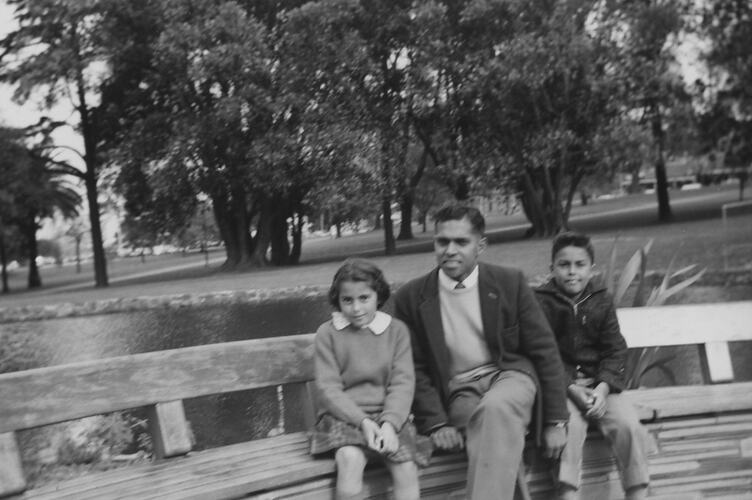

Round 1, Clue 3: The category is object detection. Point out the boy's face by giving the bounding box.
[551,245,594,298]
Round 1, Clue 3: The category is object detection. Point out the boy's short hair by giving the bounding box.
[433,204,485,236]
[551,231,595,263]
[328,258,391,310]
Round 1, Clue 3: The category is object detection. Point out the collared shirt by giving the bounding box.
[331,310,391,335]
[438,265,479,291]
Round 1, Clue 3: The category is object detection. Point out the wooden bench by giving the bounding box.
[1,301,751,499]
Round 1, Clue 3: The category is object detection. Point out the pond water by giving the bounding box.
[0,295,332,456]
[3,284,751,457]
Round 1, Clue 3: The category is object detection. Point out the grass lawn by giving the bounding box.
[2,185,751,310]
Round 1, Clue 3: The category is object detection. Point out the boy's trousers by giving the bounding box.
[557,393,651,491]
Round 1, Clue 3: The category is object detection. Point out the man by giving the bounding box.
[393,204,569,500]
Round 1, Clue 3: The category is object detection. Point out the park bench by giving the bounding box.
[0,300,751,499]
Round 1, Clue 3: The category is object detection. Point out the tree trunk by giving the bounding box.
[25,221,41,289]
[75,236,82,273]
[651,108,672,222]
[269,197,291,266]
[289,211,304,265]
[249,197,272,267]
[75,52,108,287]
[397,195,414,240]
[0,231,8,293]
[381,197,396,255]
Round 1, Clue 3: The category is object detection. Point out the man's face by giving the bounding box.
[434,217,486,282]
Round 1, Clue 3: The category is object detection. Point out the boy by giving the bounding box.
[535,232,650,500]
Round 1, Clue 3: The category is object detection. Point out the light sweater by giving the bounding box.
[314,312,415,430]
[438,267,493,377]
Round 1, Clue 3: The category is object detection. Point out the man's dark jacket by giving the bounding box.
[393,262,569,444]
[534,279,628,392]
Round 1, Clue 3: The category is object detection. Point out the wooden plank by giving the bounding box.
[0,432,26,497]
[24,433,312,499]
[617,301,752,347]
[627,382,752,420]
[148,400,193,459]
[705,341,735,383]
[0,334,316,433]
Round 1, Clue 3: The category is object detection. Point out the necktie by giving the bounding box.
[455,282,465,289]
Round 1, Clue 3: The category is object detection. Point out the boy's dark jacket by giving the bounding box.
[535,279,628,393]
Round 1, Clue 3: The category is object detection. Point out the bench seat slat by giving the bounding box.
[22,433,310,496]
[21,434,313,499]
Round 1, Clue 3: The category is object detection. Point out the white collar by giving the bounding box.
[439,265,479,292]
[331,310,392,335]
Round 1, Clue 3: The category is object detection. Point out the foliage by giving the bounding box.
[0,127,81,289]
[2,0,724,270]
[1,0,112,286]
[611,0,692,222]
[697,0,752,200]
[605,236,706,388]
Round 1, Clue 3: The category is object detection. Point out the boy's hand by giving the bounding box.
[567,384,594,413]
[361,418,383,451]
[585,383,609,420]
[379,421,399,453]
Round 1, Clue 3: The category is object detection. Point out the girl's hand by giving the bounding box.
[379,421,399,454]
[585,383,609,420]
[361,418,383,451]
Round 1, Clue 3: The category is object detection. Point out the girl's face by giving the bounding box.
[338,280,378,329]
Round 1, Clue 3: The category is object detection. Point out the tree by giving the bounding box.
[0,128,81,288]
[698,0,752,200]
[281,0,420,254]
[0,128,28,293]
[454,0,626,236]
[616,0,690,222]
[1,0,112,286]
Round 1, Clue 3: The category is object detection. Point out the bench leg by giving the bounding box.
[515,464,531,500]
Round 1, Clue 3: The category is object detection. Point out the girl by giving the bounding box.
[310,258,430,500]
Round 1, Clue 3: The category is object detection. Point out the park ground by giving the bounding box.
[1,184,751,310]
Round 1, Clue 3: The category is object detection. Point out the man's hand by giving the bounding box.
[585,382,609,420]
[541,423,567,460]
[361,418,383,451]
[430,425,464,451]
[379,421,399,453]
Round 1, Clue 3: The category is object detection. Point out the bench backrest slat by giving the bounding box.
[0,334,315,434]
[617,301,752,347]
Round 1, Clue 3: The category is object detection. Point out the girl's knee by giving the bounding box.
[335,446,367,469]
[389,461,420,500]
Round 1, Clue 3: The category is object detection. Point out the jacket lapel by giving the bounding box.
[419,270,451,384]
[478,263,502,351]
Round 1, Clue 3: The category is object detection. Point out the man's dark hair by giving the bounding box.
[433,204,485,236]
[551,231,595,263]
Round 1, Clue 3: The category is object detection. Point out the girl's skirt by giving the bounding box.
[309,413,433,467]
